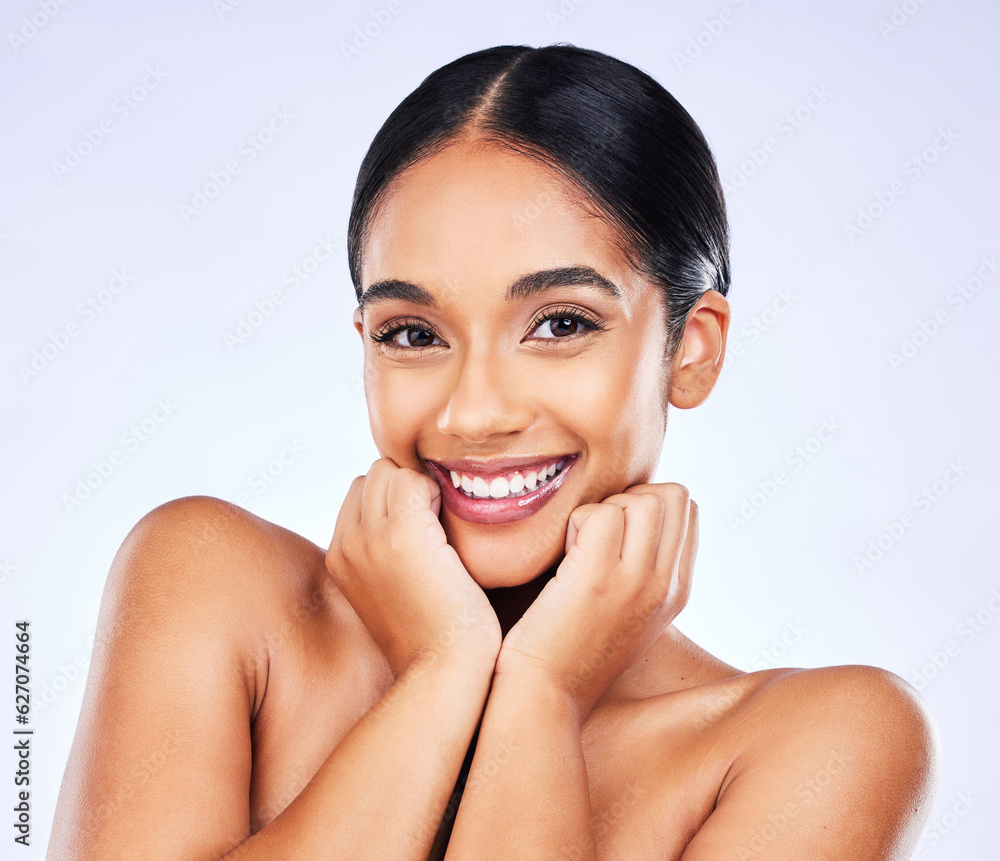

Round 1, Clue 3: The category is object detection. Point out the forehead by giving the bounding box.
[360,139,642,303]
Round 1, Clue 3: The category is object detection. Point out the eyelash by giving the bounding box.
[369,306,606,352]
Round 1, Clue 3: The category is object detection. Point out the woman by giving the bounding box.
[47,44,938,859]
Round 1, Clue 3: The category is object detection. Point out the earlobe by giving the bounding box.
[353,306,364,338]
[667,290,730,409]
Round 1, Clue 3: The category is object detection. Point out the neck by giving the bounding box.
[484,563,559,638]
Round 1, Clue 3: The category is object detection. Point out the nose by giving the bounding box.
[436,348,533,443]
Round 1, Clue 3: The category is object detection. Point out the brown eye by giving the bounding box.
[370,318,445,351]
[547,317,581,337]
[394,327,437,348]
[530,309,602,341]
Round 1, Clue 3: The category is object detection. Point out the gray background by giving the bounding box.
[2,0,997,856]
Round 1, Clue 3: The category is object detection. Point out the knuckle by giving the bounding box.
[597,501,626,522]
[660,482,691,508]
[369,457,395,477]
[633,491,665,513]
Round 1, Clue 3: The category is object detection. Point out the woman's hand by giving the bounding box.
[496,483,697,721]
[326,457,502,679]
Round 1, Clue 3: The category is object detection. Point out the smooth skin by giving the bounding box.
[46,139,938,860]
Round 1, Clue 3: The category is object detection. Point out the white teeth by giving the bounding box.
[449,458,568,500]
[489,476,510,498]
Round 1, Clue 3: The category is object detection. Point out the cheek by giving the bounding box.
[543,353,648,462]
[580,339,667,482]
[365,367,436,451]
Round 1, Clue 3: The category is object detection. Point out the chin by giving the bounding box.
[444,518,564,590]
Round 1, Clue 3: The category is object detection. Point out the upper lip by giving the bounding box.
[425,453,577,479]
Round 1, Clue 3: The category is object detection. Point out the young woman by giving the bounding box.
[47,45,938,859]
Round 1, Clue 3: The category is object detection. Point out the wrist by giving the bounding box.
[408,637,498,682]
[489,659,587,730]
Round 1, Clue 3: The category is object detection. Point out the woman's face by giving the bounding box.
[354,139,672,589]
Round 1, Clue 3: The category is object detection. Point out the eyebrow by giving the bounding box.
[357,266,623,314]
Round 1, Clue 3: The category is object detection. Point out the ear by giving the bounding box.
[353,306,364,338]
[668,289,731,409]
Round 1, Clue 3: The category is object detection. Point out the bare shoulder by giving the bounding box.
[112,494,345,679]
[682,664,940,858]
[47,496,339,858]
[119,493,324,583]
[734,664,940,779]
[113,495,330,612]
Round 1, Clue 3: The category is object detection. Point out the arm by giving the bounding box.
[445,670,596,860]
[446,485,696,859]
[680,665,940,860]
[46,495,495,861]
[236,647,492,860]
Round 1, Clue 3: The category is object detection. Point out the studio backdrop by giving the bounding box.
[2,0,997,857]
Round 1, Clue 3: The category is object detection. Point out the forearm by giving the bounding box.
[224,651,493,861]
[445,672,596,860]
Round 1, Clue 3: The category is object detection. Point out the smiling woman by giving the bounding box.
[47,45,938,861]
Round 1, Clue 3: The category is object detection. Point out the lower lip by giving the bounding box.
[428,457,577,525]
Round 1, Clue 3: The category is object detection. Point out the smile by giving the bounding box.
[426,455,578,525]
[449,457,567,500]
